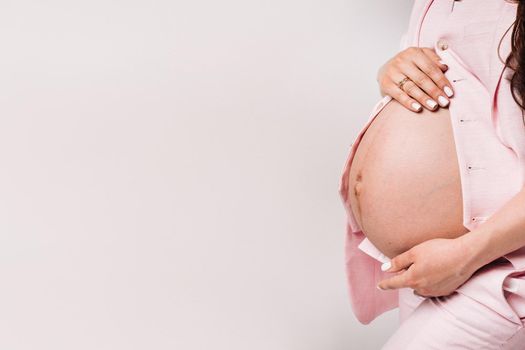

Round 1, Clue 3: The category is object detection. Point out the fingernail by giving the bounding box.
[444,86,454,97]
[437,95,449,107]
[411,102,422,111]
[377,284,384,290]
[381,261,391,271]
[426,99,438,109]
[438,60,448,68]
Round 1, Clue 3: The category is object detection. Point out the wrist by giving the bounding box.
[456,228,497,274]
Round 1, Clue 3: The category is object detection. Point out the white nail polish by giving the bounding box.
[411,102,422,111]
[444,86,454,97]
[438,95,449,107]
[426,99,438,109]
[381,261,391,271]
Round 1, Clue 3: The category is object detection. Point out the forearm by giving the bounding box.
[459,186,525,271]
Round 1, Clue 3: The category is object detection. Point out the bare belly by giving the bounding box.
[347,98,470,259]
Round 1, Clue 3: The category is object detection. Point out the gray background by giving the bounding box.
[0,0,413,348]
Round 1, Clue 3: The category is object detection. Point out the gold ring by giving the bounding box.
[397,76,411,90]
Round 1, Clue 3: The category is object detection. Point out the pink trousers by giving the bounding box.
[381,260,525,349]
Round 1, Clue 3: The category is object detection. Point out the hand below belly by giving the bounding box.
[347,99,470,258]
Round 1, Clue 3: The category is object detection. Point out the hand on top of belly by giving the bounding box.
[377,46,454,113]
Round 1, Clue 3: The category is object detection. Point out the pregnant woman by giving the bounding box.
[339,0,525,348]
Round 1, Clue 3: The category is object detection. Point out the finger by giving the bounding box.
[421,47,449,72]
[377,272,410,290]
[388,72,438,111]
[416,49,455,99]
[383,83,424,112]
[400,58,450,109]
[382,250,415,273]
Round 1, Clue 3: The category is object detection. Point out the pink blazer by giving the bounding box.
[338,0,525,325]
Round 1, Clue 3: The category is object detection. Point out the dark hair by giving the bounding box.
[503,1,525,113]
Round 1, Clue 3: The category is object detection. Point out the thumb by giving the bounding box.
[381,250,415,273]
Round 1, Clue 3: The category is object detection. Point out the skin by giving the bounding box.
[376,46,455,112]
[377,188,525,297]
[375,47,525,297]
[377,237,478,297]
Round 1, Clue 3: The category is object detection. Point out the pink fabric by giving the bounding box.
[338,0,525,327]
[383,282,525,349]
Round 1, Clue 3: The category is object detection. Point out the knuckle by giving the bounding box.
[385,77,396,88]
[394,91,407,102]
[426,86,441,97]
[399,48,414,60]
[389,86,399,96]
[382,81,393,92]
[393,55,405,66]
[427,66,441,77]
[405,82,418,94]
[394,89,405,99]
[387,76,398,87]
[396,60,409,70]
[414,75,427,86]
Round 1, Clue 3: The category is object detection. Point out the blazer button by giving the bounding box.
[437,39,449,50]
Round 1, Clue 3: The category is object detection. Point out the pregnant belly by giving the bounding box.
[347,98,470,259]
